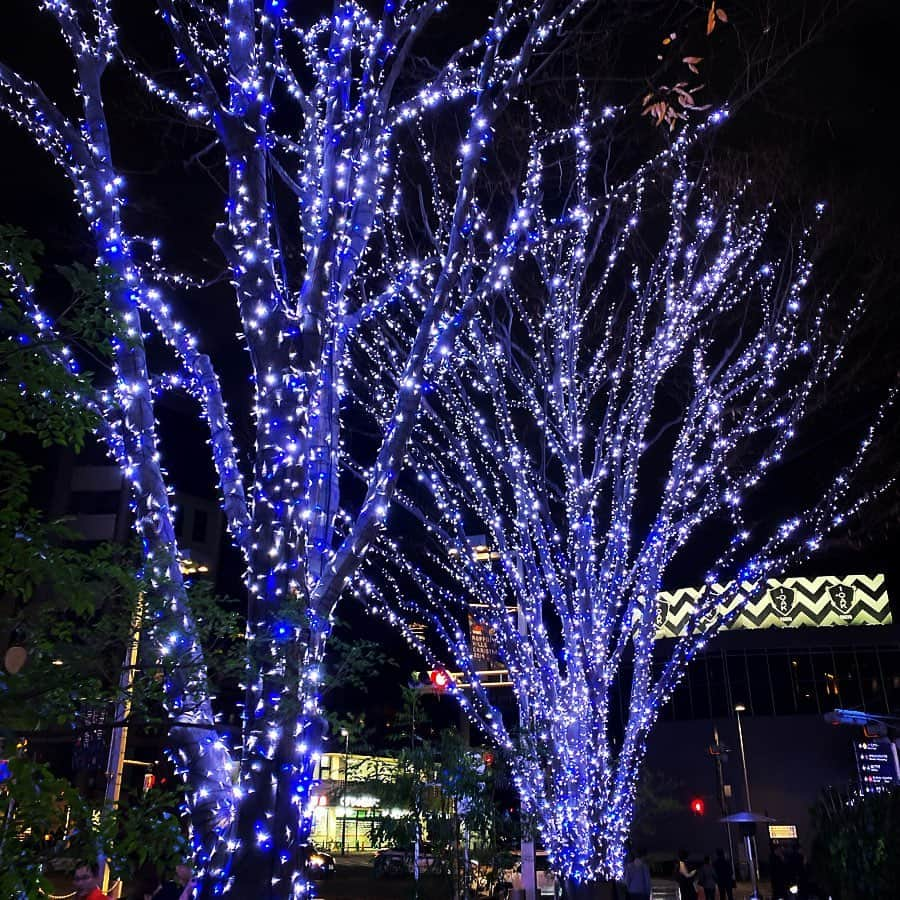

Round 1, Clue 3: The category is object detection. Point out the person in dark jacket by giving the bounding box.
[624,848,652,900]
[677,849,697,900]
[713,847,735,900]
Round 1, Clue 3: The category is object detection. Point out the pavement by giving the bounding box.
[313,851,454,899]
[313,855,777,900]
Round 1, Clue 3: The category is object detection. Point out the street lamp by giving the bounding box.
[340,728,350,856]
[733,704,753,813]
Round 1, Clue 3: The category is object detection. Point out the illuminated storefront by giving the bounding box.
[309,751,402,851]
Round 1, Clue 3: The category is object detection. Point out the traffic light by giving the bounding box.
[429,668,453,692]
[482,751,495,768]
[690,797,705,816]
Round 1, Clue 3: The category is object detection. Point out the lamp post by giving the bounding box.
[340,728,349,856]
[734,704,759,898]
[734,705,753,813]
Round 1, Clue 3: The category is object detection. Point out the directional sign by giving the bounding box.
[854,739,900,793]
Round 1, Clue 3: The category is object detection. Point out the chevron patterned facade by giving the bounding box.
[654,573,891,639]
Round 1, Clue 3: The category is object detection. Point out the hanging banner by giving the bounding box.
[654,573,890,639]
[468,615,502,670]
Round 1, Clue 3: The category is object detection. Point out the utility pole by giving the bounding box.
[709,725,737,877]
[101,595,143,893]
[340,728,349,855]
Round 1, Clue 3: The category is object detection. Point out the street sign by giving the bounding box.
[854,739,900,792]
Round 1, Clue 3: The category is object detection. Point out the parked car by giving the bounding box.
[372,842,444,877]
[299,843,336,879]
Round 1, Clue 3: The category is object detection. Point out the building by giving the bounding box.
[309,751,400,852]
[640,573,898,874]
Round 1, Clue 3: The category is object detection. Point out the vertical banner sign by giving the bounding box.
[468,615,501,670]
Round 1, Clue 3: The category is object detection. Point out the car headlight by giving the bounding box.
[309,854,325,866]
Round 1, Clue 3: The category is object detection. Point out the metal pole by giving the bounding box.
[713,725,737,876]
[734,706,759,896]
[744,833,759,900]
[734,706,753,812]
[340,729,349,856]
[101,594,143,892]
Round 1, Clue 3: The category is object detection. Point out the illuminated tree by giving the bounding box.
[0,1,603,895]
[356,114,888,893]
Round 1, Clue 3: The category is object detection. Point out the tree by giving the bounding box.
[811,787,900,900]
[1,2,609,895]
[354,116,892,895]
[0,231,194,899]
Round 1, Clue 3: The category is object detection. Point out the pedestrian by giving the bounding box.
[677,849,697,900]
[624,848,652,900]
[697,855,717,900]
[771,844,788,900]
[73,860,108,900]
[713,848,735,900]
[173,862,197,900]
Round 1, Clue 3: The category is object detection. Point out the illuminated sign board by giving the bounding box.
[768,825,798,840]
[654,574,890,640]
[855,739,899,793]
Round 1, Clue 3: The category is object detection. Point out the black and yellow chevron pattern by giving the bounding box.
[654,573,890,639]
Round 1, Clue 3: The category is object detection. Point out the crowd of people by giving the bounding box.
[675,848,736,900]
[623,847,736,900]
[72,859,196,900]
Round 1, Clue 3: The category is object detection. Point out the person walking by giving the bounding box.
[713,848,736,900]
[677,849,697,900]
[697,855,718,900]
[624,848,652,900]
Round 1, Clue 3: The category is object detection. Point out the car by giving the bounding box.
[372,842,444,877]
[299,844,336,879]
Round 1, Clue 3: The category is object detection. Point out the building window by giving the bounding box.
[792,653,819,714]
[746,654,774,716]
[769,653,798,716]
[706,652,730,719]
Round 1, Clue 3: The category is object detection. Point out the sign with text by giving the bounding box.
[654,574,890,639]
[855,739,899,793]
[468,615,501,669]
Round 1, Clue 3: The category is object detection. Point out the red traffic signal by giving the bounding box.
[429,668,453,692]
[690,797,705,816]
[482,751,495,767]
